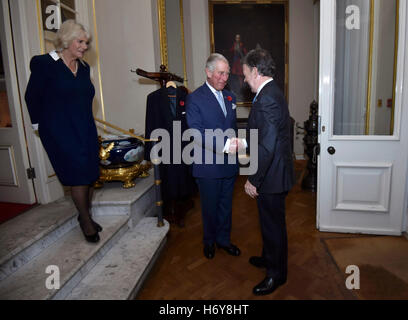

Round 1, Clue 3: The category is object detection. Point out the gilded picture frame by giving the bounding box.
[157,0,188,87]
[209,0,289,107]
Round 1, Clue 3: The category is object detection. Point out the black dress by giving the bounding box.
[25,51,99,186]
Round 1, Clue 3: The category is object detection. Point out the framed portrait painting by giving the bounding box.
[209,0,289,107]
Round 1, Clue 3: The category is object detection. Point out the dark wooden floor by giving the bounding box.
[135,161,397,300]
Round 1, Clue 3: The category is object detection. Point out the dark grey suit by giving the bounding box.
[247,80,295,281]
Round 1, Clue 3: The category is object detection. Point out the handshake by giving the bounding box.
[227,137,247,154]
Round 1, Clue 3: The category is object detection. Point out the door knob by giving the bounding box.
[328,146,336,155]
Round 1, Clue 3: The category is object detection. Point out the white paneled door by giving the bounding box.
[317,0,408,235]
[0,0,36,204]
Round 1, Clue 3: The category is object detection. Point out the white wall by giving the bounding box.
[166,0,184,78]
[288,0,316,156]
[183,0,211,91]
[93,0,160,136]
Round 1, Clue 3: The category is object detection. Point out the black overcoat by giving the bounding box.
[144,86,195,201]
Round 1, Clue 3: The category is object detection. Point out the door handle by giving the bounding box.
[328,146,336,155]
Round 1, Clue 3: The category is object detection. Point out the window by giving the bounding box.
[333,0,399,136]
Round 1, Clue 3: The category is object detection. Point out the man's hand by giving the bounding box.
[245,180,258,199]
[228,138,247,154]
[228,138,238,153]
[32,124,39,137]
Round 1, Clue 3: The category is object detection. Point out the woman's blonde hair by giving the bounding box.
[53,19,91,51]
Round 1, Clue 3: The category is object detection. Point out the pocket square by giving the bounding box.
[232,104,237,110]
[182,112,186,115]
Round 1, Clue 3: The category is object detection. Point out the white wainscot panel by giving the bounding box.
[0,146,18,186]
[333,162,392,213]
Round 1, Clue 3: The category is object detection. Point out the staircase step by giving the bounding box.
[0,197,77,281]
[0,215,129,300]
[66,217,169,300]
[91,169,156,227]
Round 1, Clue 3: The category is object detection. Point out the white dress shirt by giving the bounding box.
[205,81,233,153]
[253,78,273,103]
[206,81,225,108]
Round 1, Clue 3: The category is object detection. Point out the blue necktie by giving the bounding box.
[216,91,227,117]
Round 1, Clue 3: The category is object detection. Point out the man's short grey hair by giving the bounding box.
[206,53,229,72]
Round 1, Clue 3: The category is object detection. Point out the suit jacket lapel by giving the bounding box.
[202,83,227,119]
[254,80,274,105]
[159,87,175,123]
[175,87,187,119]
[249,80,275,127]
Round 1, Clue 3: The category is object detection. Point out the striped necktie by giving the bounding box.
[216,91,227,117]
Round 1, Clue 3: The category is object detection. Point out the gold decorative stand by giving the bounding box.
[95,162,152,189]
[94,117,164,227]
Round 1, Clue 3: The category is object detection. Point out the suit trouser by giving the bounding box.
[256,192,288,281]
[196,176,237,246]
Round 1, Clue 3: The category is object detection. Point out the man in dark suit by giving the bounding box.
[186,53,241,259]
[240,49,295,295]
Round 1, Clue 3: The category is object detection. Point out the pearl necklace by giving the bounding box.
[60,52,78,76]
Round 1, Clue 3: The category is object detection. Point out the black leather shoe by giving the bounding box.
[216,243,241,256]
[249,256,266,268]
[253,277,285,296]
[204,244,215,259]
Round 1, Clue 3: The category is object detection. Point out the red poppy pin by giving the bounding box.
[180,101,185,106]
[227,96,233,102]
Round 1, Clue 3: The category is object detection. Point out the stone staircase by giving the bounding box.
[0,169,169,300]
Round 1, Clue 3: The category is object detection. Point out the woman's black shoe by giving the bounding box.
[77,215,103,232]
[92,220,103,232]
[77,215,101,243]
[82,231,100,243]
[79,223,100,243]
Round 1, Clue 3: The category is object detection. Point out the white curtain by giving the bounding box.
[334,0,371,135]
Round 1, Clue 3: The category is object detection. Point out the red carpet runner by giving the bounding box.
[0,202,36,225]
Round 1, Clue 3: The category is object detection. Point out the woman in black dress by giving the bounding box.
[25,20,101,243]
